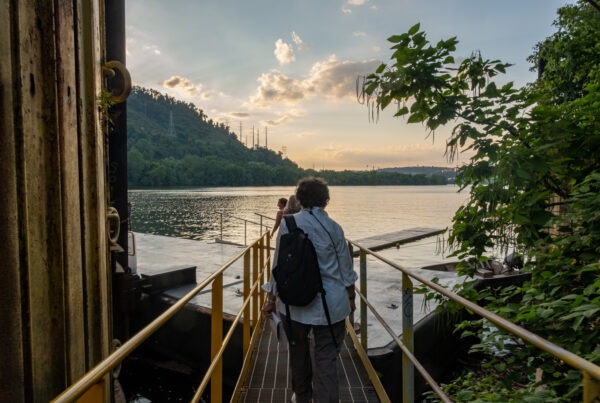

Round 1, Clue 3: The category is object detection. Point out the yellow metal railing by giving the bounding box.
[347,239,600,403]
[52,232,271,403]
[54,229,600,402]
[217,212,272,245]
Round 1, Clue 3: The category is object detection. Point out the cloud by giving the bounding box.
[306,55,380,99]
[248,71,306,107]
[248,56,380,107]
[291,32,305,50]
[347,0,368,5]
[229,112,251,118]
[162,75,210,97]
[142,44,161,55]
[353,31,367,37]
[341,6,352,14]
[163,75,193,88]
[274,39,295,65]
[263,115,292,126]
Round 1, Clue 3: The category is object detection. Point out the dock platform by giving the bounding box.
[351,227,445,256]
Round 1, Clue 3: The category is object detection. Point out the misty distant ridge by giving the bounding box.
[378,166,457,180]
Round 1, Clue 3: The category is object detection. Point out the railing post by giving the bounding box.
[243,250,251,355]
[584,371,600,403]
[252,243,259,325]
[259,236,265,303]
[245,221,247,245]
[266,234,271,283]
[220,212,223,241]
[402,272,414,403]
[360,248,368,351]
[211,273,224,403]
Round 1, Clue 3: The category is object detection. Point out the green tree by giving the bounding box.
[361,2,600,400]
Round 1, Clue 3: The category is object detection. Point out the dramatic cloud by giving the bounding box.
[249,56,379,107]
[249,71,306,107]
[274,39,295,65]
[306,56,380,99]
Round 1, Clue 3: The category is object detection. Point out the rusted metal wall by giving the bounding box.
[0,1,111,401]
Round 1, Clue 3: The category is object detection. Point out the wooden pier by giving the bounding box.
[351,227,445,256]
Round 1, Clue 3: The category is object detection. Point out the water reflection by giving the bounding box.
[128,185,468,248]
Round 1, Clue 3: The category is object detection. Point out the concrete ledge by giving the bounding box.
[141,265,197,295]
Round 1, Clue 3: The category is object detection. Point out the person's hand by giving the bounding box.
[262,298,276,318]
[349,297,356,313]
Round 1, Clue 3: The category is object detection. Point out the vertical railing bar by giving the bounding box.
[211,273,224,403]
[243,250,251,355]
[220,212,223,241]
[360,248,368,351]
[402,272,414,403]
[347,243,355,327]
[584,370,600,403]
[259,236,265,304]
[245,221,247,245]
[266,234,271,284]
[252,243,259,325]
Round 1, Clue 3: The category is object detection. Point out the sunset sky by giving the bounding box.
[125,0,573,171]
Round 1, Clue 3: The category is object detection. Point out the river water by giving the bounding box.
[129,184,467,251]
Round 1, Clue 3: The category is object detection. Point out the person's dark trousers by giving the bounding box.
[281,315,346,403]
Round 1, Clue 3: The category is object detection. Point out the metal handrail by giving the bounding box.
[52,232,272,403]
[254,212,275,221]
[53,230,600,402]
[354,288,451,403]
[217,212,271,245]
[347,238,600,402]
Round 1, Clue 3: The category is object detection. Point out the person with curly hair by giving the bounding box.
[263,177,357,403]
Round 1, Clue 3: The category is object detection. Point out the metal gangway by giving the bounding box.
[52,230,600,402]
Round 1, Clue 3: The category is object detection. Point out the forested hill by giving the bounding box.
[127,86,301,187]
[126,86,449,187]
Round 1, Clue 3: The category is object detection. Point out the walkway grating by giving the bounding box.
[236,320,381,403]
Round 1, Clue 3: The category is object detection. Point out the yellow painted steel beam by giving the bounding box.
[346,319,391,403]
[243,250,251,355]
[211,274,224,403]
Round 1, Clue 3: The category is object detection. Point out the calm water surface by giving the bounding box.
[129,185,468,268]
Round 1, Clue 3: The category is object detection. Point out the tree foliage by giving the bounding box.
[361,2,600,400]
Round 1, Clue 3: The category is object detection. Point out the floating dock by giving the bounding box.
[351,227,445,256]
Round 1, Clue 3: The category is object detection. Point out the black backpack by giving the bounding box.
[272,215,337,347]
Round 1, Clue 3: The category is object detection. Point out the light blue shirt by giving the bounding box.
[271,207,358,325]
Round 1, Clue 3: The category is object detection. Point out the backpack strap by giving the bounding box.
[284,303,295,346]
[283,215,297,231]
